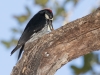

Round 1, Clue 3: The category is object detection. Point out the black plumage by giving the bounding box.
[11,9,53,60]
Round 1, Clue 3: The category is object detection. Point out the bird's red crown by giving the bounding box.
[45,8,52,13]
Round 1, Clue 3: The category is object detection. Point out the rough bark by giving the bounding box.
[11,7,100,75]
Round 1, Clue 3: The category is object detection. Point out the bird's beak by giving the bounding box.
[49,20,54,31]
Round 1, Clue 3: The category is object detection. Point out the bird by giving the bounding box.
[11,9,54,60]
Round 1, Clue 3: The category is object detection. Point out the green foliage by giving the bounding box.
[35,0,48,6]
[13,6,31,23]
[1,38,17,48]
[11,28,19,33]
[71,53,100,75]
[71,53,93,75]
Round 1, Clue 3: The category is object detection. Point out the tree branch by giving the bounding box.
[11,7,100,75]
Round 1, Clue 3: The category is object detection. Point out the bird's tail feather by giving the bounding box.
[17,44,24,60]
[11,45,21,55]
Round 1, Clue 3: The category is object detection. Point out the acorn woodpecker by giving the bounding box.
[11,9,54,60]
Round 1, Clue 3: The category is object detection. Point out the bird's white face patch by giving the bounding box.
[45,14,49,19]
[45,14,53,20]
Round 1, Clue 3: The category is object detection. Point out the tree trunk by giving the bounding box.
[11,7,100,75]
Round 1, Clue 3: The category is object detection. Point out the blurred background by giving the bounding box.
[0,0,100,75]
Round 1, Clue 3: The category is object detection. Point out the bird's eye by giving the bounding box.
[45,14,53,20]
[45,14,49,19]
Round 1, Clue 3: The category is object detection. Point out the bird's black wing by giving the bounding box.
[11,13,46,57]
[18,14,46,45]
